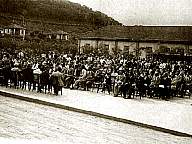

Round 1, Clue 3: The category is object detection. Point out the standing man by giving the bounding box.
[50,67,64,95]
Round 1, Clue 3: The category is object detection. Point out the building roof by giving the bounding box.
[0,25,5,29]
[55,30,68,35]
[80,25,192,43]
[43,30,68,35]
[6,24,26,29]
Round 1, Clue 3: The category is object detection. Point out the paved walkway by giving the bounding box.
[0,86,192,137]
[2,96,192,143]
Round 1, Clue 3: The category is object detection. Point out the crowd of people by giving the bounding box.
[0,50,192,100]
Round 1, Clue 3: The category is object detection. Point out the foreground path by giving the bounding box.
[0,96,191,144]
[0,86,192,137]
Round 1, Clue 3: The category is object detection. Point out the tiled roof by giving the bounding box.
[80,25,192,42]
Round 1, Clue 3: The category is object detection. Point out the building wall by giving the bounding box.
[97,40,116,54]
[79,39,97,53]
[48,34,52,39]
[79,39,117,54]
[4,28,11,34]
[118,42,159,58]
[189,45,192,51]
[79,39,192,58]
[138,43,190,58]
[159,43,187,49]
[139,42,158,52]
[0,27,26,38]
[117,41,137,55]
[56,34,61,40]
[23,29,26,36]
[0,29,4,34]
[79,39,97,48]
[79,39,154,57]
[138,42,159,58]
[19,29,26,36]
[3,28,26,36]
[188,45,192,54]
[65,35,69,40]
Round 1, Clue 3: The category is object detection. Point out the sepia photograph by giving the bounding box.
[0,0,192,143]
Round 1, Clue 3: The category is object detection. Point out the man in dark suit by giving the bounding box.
[50,67,64,95]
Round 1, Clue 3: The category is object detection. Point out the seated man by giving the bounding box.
[102,72,112,94]
[73,65,87,90]
[85,66,95,91]
[65,64,75,88]
[93,69,104,93]
[114,70,125,97]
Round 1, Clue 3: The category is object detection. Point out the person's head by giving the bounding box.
[14,62,20,68]
[81,65,86,70]
[118,69,123,75]
[57,66,62,72]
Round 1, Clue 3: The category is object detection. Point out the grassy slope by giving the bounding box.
[0,0,121,35]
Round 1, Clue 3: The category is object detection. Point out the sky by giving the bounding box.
[69,0,192,26]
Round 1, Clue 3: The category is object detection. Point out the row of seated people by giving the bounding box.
[0,64,112,95]
[113,72,191,100]
[0,64,191,99]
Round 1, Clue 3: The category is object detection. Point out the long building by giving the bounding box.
[78,25,192,59]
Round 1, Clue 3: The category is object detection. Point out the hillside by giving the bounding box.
[0,0,121,34]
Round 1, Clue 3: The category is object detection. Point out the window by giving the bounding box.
[165,48,170,53]
[159,45,170,53]
[104,44,109,49]
[5,29,8,34]
[124,46,129,51]
[176,48,184,54]
[188,48,192,54]
[56,35,60,39]
[124,46,129,53]
[20,30,23,35]
[51,34,56,39]
[65,35,69,40]
[170,47,176,54]
[85,43,90,47]
[146,47,152,53]
[140,47,145,50]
